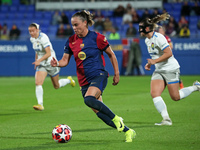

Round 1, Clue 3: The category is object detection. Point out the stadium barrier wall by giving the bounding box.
[0,38,200,76]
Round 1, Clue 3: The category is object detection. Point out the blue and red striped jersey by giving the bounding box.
[64,30,109,86]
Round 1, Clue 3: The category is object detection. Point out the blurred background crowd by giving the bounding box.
[0,0,200,40]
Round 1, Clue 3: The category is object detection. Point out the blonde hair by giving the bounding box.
[140,13,170,31]
[72,10,94,27]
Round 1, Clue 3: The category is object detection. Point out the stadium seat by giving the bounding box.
[27,5,35,13]
[163,3,172,11]
[0,5,9,13]
[10,5,18,12]
[172,3,182,11]
[43,11,52,19]
[34,11,44,19]
[18,5,27,12]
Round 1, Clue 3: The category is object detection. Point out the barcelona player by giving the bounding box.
[28,23,75,111]
[139,13,200,126]
[51,10,136,142]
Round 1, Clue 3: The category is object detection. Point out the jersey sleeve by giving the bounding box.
[157,34,169,50]
[64,39,73,55]
[96,33,109,51]
[40,34,51,48]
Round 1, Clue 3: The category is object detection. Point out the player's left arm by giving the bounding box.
[32,46,51,67]
[105,46,120,85]
[147,46,172,65]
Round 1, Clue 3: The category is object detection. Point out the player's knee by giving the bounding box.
[53,85,60,89]
[84,96,96,107]
[171,95,180,101]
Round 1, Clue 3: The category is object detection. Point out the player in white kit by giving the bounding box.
[28,23,75,111]
[139,13,200,125]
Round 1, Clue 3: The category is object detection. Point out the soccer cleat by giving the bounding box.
[112,115,125,132]
[193,80,200,91]
[125,129,136,142]
[179,80,184,89]
[155,119,172,126]
[67,76,75,87]
[33,104,44,111]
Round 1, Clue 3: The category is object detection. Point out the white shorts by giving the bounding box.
[151,69,180,84]
[36,65,60,77]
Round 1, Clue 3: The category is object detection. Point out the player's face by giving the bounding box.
[28,27,39,38]
[139,23,146,37]
[71,17,87,37]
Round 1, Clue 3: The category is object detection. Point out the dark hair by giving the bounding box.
[140,13,170,31]
[72,10,94,27]
[29,23,39,29]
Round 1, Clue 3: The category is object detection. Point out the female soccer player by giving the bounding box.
[51,10,136,142]
[28,23,75,111]
[157,26,184,89]
[139,13,200,125]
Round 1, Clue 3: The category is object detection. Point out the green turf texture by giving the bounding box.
[0,76,200,150]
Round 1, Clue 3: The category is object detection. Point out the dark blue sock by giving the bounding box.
[96,112,129,132]
[96,112,116,128]
[84,96,115,119]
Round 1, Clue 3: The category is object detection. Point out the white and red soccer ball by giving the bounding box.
[52,124,72,143]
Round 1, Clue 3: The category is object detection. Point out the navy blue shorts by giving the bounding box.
[81,71,108,97]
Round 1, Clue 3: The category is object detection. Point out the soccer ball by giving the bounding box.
[52,124,72,143]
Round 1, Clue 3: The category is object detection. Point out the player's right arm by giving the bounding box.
[51,53,71,67]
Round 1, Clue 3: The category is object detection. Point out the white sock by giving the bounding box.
[59,79,70,88]
[179,86,198,99]
[36,85,43,106]
[153,96,170,120]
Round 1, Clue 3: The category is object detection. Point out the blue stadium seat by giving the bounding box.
[172,3,182,11]
[189,16,198,24]
[18,5,27,12]
[163,3,172,11]
[7,13,16,19]
[0,5,9,13]
[16,13,25,19]
[43,11,52,20]
[34,11,44,19]
[24,13,34,19]
[10,5,18,12]
[136,9,144,17]
[0,14,7,20]
[27,5,35,13]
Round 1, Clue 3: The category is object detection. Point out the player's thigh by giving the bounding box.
[151,79,165,98]
[35,70,47,85]
[85,86,102,99]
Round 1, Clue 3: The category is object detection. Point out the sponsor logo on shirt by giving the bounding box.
[151,43,154,50]
[78,51,86,60]
[80,43,84,48]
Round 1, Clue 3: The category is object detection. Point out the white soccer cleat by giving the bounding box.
[155,119,172,126]
[193,80,200,91]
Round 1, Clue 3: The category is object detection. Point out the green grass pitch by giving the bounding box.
[0,76,200,150]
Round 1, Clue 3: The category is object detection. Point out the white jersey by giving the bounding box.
[145,32,180,72]
[30,32,56,66]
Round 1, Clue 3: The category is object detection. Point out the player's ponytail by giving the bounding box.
[72,10,94,27]
[139,12,170,34]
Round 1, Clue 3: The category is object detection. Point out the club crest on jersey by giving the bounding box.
[151,43,155,50]
[78,51,86,60]
[80,43,84,49]
[104,37,107,42]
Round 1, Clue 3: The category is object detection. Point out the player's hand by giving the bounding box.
[32,60,40,69]
[51,57,58,67]
[112,74,119,86]
[145,63,151,71]
[147,58,156,65]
